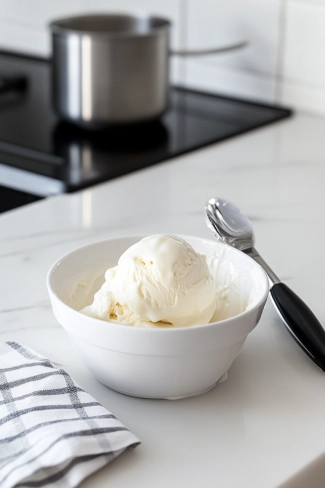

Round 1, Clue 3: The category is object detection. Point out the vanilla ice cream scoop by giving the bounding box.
[81,235,217,327]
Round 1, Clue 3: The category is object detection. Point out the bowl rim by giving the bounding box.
[46,234,269,333]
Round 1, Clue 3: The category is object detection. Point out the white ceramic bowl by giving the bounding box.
[47,235,269,400]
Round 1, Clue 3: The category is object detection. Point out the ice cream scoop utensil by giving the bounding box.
[205,197,325,371]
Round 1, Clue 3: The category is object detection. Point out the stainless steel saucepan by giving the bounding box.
[50,14,246,127]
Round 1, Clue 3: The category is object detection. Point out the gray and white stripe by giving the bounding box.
[0,342,140,488]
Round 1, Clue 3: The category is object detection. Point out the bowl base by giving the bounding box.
[165,371,228,400]
[101,371,229,400]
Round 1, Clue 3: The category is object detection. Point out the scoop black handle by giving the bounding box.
[270,283,325,371]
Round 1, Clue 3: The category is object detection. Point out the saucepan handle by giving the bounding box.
[170,41,247,57]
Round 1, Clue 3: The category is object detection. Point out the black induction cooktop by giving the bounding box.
[0,50,292,213]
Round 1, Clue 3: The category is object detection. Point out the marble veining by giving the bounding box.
[1,113,325,488]
[0,323,59,335]
[0,300,50,315]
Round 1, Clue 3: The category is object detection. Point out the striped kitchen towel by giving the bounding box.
[0,342,140,488]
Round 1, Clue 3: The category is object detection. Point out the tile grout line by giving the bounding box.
[176,0,188,85]
[274,0,288,103]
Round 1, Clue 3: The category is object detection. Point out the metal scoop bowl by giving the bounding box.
[206,197,325,371]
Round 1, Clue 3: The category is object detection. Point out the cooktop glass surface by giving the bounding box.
[0,51,292,199]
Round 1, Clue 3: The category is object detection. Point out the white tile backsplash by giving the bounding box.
[283,1,325,88]
[172,59,277,103]
[186,0,281,77]
[0,0,84,27]
[172,0,281,102]
[0,21,49,56]
[281,81,325,116]
[1,0,325,115]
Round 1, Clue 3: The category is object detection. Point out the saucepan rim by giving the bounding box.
[49,13,171,39]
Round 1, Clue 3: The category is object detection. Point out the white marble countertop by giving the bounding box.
[1,112,325,488]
